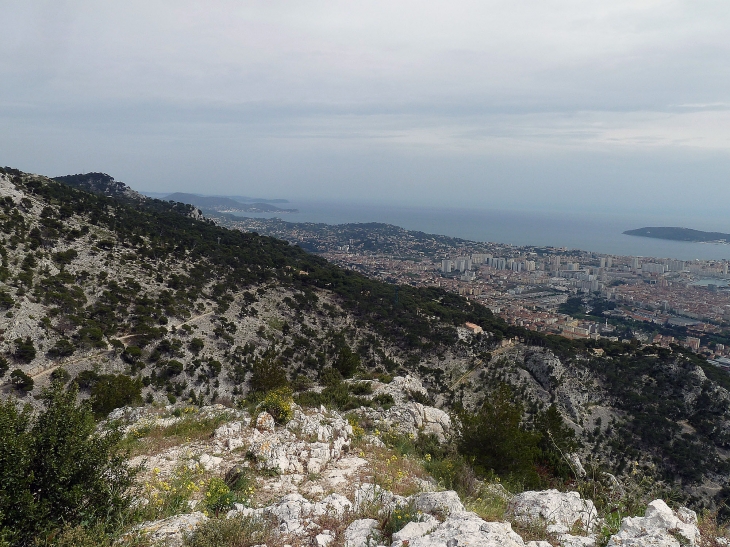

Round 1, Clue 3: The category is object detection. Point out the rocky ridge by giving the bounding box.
[114,378,719,547]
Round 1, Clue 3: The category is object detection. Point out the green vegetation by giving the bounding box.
[0,384,136,545]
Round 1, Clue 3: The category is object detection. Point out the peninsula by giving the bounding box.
[624,226,730,243]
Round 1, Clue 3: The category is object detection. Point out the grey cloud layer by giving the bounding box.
[1,1,728,213]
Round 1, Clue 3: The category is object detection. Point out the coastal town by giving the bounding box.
[216,215,730,366]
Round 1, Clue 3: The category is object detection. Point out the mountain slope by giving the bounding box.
[2,167,730,508]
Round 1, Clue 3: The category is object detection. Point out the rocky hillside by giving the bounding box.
[107,377,723,547]
[1,166,730,522]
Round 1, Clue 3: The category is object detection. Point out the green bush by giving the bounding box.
[249,356,288,394]
[334,346,360,378]
[89,374,142,418]
[121,346,142,364]
[204,477,235,517]
[0,357,9,379]
[458,384,541,486]
[258,387,294,424]
[0,384,136,544]
[13,337,36,363]
[48,338,76,358]
[50,367,71,385]
[10,369,34,392]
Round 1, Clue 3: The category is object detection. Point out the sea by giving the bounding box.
[222,200,730,262]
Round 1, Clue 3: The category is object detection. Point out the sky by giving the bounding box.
[1,1,729,217]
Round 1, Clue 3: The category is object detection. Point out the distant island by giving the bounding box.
[624,226,730,243]
[164,192,298,214]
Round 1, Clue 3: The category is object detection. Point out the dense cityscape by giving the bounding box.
[217,215,730,367]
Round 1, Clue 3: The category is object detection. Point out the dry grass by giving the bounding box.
[698,510,730,547]
[123,412,234,456]
[354,444,429,498]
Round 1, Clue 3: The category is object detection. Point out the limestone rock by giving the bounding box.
[510,489,599,531]
[391,515,439,546]
[407,512,525,547]
[607,499,700,547]
[410,491,465,516]
[344,518,381,547]
[256,411,276,432]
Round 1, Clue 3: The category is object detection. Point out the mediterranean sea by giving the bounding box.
[230,200,730,262]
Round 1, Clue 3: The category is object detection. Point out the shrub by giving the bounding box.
[204,477,235,517]
[249,356,288,394]
[50,367,71,385]
[13,337,36,363]
[349,381,373,395]
[189,337,205,354]
[334,346,360,378]
[121,345,142,364]
[89,374,142,418]
[75,369,101,389]
[258,387,294,424]
[48,338,76,358]
[458,383,541,486]
[0,357,8,379]
[135,464,205,522]
[0,384,136,544]
[10,369,34,392]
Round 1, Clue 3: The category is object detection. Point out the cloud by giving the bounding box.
[0,1,729,213]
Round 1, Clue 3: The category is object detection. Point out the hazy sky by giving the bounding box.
[2,1,729,215]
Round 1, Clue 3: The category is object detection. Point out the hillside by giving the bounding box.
[2,168,730,544]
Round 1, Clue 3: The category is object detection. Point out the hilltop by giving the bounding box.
[2,168,730,544]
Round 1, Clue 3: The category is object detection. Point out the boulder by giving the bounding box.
[510,490,599,531]
[410,491,465,516]
[407,512,525,547]
[392,515,439,546]
[256,411,276,432]
[344,518,381,547]
[354,484,407,514]
[607,499,700,547]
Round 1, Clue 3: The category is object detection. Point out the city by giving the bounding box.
[217,215,730,367]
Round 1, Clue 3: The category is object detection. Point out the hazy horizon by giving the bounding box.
[2,2,729,217]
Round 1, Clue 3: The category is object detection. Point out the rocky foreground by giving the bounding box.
[106,377,725,547]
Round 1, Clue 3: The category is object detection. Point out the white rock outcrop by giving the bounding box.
[407,512,526,547]
[607,499,700,547]
[344,518,381,547]
[510,489,599,532]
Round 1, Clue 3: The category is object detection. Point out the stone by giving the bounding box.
[407,512,525,547]
[560,535,595,547]
[510,489,599,531]
[410,491,465,516]
[256,412,276,432]
[392,515,439,546]
[344,518,381,547]
[314,532,335,547]
[527,542,553,547]
[198,454,223,471]
[607,499,700,547]
[354,484,407,514]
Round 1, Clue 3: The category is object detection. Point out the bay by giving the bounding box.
[228,200,730,261]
